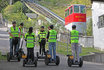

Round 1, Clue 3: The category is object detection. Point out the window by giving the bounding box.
[98,15,104,28]
[65,11,67,17]
[70,7,73,14]
[80,6,86,13]
[68,9,69,15]
[74,5,79,13]
[65,9,69,17]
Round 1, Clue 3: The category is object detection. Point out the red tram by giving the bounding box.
[65,5,86,34]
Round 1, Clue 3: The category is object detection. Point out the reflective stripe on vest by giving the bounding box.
[19,26,23,38]
[25,33,35,48]
[38,31,47,42]
[71,30,79,43]
[48,30,57,42]
[10,26,19,38]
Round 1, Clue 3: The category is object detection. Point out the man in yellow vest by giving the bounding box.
[38,26,47,55]
[8,21,21,57]
[70,25,80,63]
[47,25,57,62]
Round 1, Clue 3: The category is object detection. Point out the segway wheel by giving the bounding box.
[7,52,10,62]
[34,60,37,67]
[23,59,26,67]
[18,54,21,62]
[45,57,49,65]
[56,56,60,66]
[36,52,39,58]
[68,58,72,67]
[18,51,22,59]
[18,57,21,62]
[79,58,83,67]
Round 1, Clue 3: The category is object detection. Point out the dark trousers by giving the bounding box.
[27,48,34,61]
[39,42,46,55]
[10,38,19,56]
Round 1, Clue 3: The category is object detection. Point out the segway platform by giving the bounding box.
[36,52,45,60]
[7,52,21,62]
[23,58,37,67]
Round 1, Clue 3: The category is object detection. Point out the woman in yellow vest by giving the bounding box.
[25,27,35,61]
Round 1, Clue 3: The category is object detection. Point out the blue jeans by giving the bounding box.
[10,38,19,56]
[49,42,56,61]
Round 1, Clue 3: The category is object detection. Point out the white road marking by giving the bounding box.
[0,34,9,37]
[0,38,9,40]
[0,28,7,31]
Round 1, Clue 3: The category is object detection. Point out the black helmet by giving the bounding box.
[29,27,33,31]
[72,25,76,29]
[12,21,16,24]
[29,27,33,33]
[41,26,44,28]
[20,23,24,26]
[50,25,54,29]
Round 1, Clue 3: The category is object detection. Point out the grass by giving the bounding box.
[44,41,104,56]
[0,52,7,60]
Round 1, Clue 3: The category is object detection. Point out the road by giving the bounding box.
[0,23,104,70]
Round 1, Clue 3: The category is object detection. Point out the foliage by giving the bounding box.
[0,0,9,12]
[87,18,92,36]
[2,1,36,29]
[3,1,23,14]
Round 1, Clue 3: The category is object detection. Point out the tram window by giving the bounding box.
[65,11,67,17]
[70,7,73,14]
[65,9,69,17]
[68,9,69,15]
[80,6,86,13]
[74,5,79,13]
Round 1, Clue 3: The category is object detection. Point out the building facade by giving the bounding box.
[91,0,104,50]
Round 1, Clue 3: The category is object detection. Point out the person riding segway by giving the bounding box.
[7,21,21,62]
[45,25,60,66]
[18,23,25,59]
[23,27,37,67]
[67,25,83,67]
[36,26,47,60]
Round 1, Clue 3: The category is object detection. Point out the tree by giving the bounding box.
[0,0,9,12]
[87,18,92,36]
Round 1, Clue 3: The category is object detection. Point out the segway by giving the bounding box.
[23,54,37,67]
[18,39,26,59]
[36,38,46,60]
[45,50,60,66]
[67,44,83,67]
[7,37,21,62]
